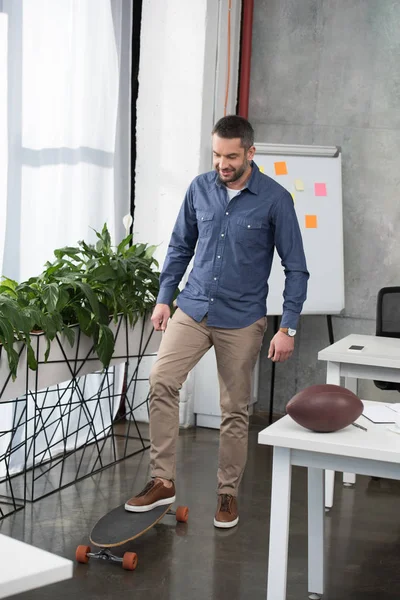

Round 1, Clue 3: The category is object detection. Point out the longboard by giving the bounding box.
[76,503,189,570]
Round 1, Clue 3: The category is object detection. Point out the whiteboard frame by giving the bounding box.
[254,142,344,316]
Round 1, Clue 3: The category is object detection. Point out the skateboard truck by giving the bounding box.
[76,545,138,570]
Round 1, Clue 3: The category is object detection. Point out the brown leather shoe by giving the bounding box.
[125,479,176,512]
[214,494,239,528]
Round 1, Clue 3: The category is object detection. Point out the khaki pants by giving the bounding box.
[149,308,266,495]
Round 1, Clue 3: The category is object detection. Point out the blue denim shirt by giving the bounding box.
[157,162,309,329]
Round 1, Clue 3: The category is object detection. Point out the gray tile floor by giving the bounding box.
[1,423,400,599]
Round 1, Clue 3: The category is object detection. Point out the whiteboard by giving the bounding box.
[255,143,344,315]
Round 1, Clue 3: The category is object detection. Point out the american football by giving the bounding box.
[286,384,363,433]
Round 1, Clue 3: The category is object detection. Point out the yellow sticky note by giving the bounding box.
[274,161,287,176]
[259,165,265,173]
[295,179,304,191]
[305,215,317,229]
[291,192,296,204]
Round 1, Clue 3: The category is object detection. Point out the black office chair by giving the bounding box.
[374,286,400,392]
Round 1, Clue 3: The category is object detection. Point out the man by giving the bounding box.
[125,115,309,528]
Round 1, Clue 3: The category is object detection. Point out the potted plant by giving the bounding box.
[0,222,162,401]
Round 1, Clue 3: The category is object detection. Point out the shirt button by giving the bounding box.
[226,212,229,215]
[214,277,217,280]
[247,225,251,228]
[211,298,214,302]
[221,233,224,237]
[217,255,221,258]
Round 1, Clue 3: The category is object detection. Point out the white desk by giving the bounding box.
[258,401,400,600]
[318,334,400,508]
[0,534,73,598]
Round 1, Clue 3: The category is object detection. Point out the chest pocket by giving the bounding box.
[197,211,214,238]
[236,217,265,246]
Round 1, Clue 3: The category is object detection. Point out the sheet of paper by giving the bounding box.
[362,402,398,424]
[305,214,317,228]
[295,179,304,191]
[274,161,287,176]
[315,182,327,196]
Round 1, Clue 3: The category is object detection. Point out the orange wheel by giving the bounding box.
[76,545,90,564]
[122,552,138,571]
[175,505,189,523]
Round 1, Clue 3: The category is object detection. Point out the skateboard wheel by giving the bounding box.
[122,552,138,571]
[76,545,91,564]
[175,506,189,523]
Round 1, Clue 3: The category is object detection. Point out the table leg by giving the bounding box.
[343,377,358,486]
[325,362,340,508]
[308,467,325,599]
[324,470,334,510]
[266,447,292,600]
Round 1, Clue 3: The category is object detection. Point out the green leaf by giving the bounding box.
[144,245,158,259]
[0,296,30,333]
[4,345,20,380]
[74,281,100,318]
[27,344,38,371]
[101,223,111,248]
[75,306,92,335]
[95,324,115,367]
[54,247,80,260]
[117,234,132,253]
[88,265,116,283]
[21,306,44,330]
[43,283,60,313]
[62,325,76,347]
[98,302,110,325]
[0,316,16,347]
[44,338,51,362]
[40,314,57,340]
[0,285,17,297]
[1,277,18,290]
[56,288,70,312]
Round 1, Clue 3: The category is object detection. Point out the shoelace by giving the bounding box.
[136,480,156,498]
[220,494,233,513]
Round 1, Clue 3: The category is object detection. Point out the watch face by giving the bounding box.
[288,328,296,337]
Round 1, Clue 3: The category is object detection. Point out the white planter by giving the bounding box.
[0,314,161,404]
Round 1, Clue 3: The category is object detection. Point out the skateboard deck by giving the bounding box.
[76,502,189,570]
[90,503,172,548]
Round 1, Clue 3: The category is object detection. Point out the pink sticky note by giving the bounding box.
[315,183,327,196]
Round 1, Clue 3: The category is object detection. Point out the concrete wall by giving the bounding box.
[250,0,400,413]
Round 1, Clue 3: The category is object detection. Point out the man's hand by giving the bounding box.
[151,304,171,331]
[268,331,294,363]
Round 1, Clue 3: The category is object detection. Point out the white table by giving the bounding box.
[318,333,400,508]
[0,534,73,598]
[258,400,400,600]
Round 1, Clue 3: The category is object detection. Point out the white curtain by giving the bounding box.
[0,0,133,479]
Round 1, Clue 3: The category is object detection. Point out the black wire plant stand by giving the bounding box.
[0,315,158,520]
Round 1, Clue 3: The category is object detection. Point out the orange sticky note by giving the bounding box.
[274,161,287,176]
[315,183,327,196]
[305,215,317,228]
[259,165,265,173]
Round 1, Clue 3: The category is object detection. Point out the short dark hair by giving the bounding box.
[212,115,254,149]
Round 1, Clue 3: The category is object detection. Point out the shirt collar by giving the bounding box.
[212,160,260,195]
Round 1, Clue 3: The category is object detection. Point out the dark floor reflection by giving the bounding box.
[1,422,400,599]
